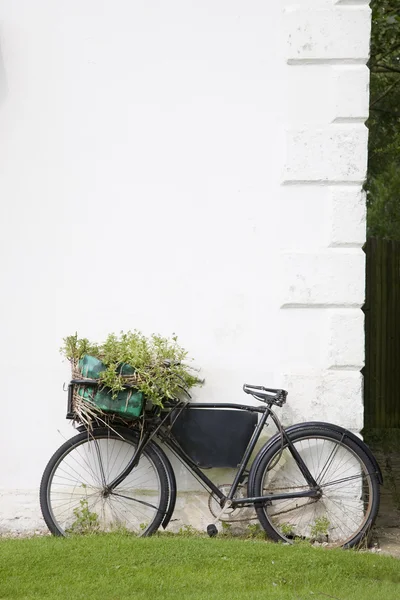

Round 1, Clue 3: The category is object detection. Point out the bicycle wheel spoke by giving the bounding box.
[56,460,99,488]
[111,493,156,526]
[112,491,161,512]
[93,439,107,487]
[52,493,100,519]
[108,441,131,481]
[315,442,340,484]
[107,496,132,528]
[70,442,105,487]
[320,472,367,489]
[319,449,358,486]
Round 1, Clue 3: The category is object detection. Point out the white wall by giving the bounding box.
[0,0,370,533]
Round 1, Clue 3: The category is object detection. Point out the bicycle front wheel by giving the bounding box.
[250,426,380,548]
[40,428,169,536]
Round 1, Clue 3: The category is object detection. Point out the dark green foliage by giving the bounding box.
[367,1,400,240]
[367,164,400,239]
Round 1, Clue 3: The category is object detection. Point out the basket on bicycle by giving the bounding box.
[64,331,203,427]
[70,356,145,426]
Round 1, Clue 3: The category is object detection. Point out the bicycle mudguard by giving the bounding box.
[149,441,177,530]
[76,425,177,529]
[247,421,383,493]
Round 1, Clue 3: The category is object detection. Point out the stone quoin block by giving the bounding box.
[285,7,371,62]
[328,186,366,247]
[278,308,364,370]
[281,370,363,431]
[284,125,368,182]
[286,65,369,125]
[327,309,365,368]
[280,250,365,306]
[286,66,335,125]
[278,186,366,250]
[332,65,369,121]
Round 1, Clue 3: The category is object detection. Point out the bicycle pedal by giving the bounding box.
[207,524,218,537]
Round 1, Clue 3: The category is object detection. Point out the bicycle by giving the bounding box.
[40,380,382,548]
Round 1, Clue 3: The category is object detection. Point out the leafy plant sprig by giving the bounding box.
[61,331,203,406]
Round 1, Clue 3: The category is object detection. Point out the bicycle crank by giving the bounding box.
[208,484,256,522]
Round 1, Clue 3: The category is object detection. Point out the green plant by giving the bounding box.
[66,498,100,535]
[61,331,203,407]
[246,523,266,539]
[280,523,295,538]
[177,524,201,537]
[220,522,232,536]
[310,516,330,540]
[62,335,100,361]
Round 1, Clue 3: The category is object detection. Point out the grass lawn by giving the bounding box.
[0,535,399,600]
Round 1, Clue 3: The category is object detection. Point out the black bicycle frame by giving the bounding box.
[107,402,320,506]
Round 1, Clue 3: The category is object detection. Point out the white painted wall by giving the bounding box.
[0,0,370,534]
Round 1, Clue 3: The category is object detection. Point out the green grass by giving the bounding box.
[0,535,399,600]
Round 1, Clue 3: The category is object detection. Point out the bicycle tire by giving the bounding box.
[40,428,169,537]
[249,426,380,548]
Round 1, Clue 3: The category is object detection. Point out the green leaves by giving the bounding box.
[367,1,400,241]
[310,516,330,541]
[61,331,203,407]
[61,333,100,360]
[367,164,400,239]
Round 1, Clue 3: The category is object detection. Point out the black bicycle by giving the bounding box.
[40,382,382,548]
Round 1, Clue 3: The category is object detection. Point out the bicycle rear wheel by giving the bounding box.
[40,428,169,536]
[250,426,380,548]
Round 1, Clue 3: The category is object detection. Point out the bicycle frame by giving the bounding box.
[106,401,320,507]
[40,381,382,547]
[161,403,319,507]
